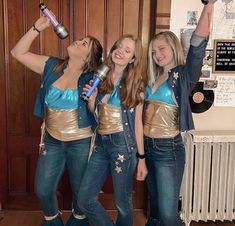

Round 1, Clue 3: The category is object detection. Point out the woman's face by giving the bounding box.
[152,37,175,70]
[111,37,135,68]
[67,37,92,61]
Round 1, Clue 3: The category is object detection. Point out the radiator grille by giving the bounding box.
[181,131,235,225]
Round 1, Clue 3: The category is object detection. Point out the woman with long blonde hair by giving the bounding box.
[143,1,217,226]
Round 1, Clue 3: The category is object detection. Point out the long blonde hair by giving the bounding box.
[99,34,146,109]
[147,31,185,86]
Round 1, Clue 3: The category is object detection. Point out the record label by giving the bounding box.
[192,91,204,104]
[189,81,214,113]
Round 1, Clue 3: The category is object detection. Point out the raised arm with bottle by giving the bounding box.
[11,13,102,226]
[144,1,217,226]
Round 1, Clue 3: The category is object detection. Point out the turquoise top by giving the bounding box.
[107,80,121,107]
[45,85,79,110]
[145,80,176,106]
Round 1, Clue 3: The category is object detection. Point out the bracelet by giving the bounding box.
[136,152,146,159]
[32,24,40,33]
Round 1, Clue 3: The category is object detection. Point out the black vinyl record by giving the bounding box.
[189,81,214,113]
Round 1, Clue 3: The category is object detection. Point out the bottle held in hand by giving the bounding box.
[82,65,110,101]
[39,3,69,39]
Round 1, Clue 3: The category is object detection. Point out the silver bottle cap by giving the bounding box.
[96,65,110,80]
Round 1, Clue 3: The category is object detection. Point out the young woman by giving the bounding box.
[78,34,148,226]
[143,1,217,226]
[11,15,102,226]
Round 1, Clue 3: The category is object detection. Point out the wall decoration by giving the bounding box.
[187,11,198,26]
[180,28,195,56]
[213,39,235,73]
[203,49,213,67]
[201,68,212,79]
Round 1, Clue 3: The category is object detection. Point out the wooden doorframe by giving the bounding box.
[0,0,8,208]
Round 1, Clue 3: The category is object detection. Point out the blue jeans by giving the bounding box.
[35,132,91,221]
[78,132,137,226]
[144,134,185,226]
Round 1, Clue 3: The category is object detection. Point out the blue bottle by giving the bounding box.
[82,64,110,101]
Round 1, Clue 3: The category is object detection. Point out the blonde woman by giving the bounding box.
[143,1,217,226]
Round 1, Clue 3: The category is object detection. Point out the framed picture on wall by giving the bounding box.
[213,39,235,73]
[203,49,213,67]
[187,11,198,26]
[200,68,212,79]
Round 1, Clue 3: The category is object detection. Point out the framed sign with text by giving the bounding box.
[213,39,235,73]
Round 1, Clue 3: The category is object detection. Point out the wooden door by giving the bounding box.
[0,0,153,210]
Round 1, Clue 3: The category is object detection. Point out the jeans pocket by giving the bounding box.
[111,132,127,148]
[144,138,151,156]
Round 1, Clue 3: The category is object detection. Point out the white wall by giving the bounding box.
[170,0,235,131]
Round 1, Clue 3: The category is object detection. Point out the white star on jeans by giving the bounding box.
[117,154,126,162]
[115,166,122,174]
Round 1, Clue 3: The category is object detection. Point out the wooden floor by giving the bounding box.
[0,210,234,226]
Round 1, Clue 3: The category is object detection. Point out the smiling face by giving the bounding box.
[152,37,175,70]
[67,37,92,61]
[111,37,136,68]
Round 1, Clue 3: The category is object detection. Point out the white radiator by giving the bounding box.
[181,130,235,226]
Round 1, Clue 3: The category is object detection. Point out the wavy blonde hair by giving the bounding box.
[99,34,146,109]
[147,31,185,86]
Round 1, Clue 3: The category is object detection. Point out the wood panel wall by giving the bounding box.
[0,0,153,210]
[155,0,171,33]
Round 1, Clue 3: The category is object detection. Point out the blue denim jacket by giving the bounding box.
[34,57,97,130]
[166,35,208,132]
[96,93,137,152]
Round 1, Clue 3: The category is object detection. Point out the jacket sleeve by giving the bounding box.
[184,33,208,92]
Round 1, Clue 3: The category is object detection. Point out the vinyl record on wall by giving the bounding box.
[189,81,214,113]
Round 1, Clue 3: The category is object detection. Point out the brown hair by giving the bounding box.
[99,34,146,109]
[54,36,103,74]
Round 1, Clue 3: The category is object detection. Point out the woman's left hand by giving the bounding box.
[136,158,148,181]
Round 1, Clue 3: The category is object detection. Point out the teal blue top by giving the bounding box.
[45,85,78,110]
[107,80,121,108]
[145,80,176,106]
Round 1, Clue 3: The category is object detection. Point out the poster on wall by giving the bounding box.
[187,11,198,25]
[214,75,235,107]
[213,39,235,73]
[212,0,235,40]
[180,28,195,56]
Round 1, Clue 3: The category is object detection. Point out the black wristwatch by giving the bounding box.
[136,152,146,159]
[201,0,209,5]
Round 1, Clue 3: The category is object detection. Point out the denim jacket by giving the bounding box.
[166,35,208,132]
[96,93,137,152]
[34,57,96,130]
